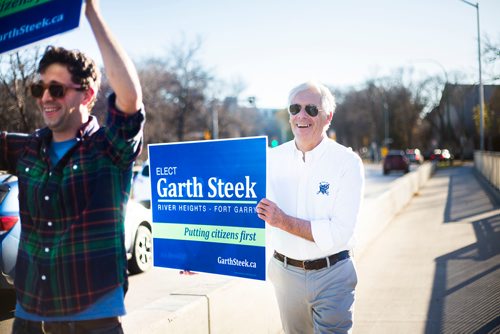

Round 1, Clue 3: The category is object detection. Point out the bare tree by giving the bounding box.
[483,35,499,81]
[334,71,427,153]
[164,37,213,141]
[333,86,374,150]
[0,46,44,132]
[135,37,280,156]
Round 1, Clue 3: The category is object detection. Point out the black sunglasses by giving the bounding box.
[30,82,85,99]
[288,103,321,117]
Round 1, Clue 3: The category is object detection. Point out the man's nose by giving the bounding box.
[40,88,54,101]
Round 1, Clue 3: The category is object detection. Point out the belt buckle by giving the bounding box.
[302,260,311,270]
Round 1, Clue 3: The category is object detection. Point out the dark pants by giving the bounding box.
[12,317,124,334]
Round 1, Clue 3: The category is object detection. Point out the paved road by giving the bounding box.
[353,163,500,333]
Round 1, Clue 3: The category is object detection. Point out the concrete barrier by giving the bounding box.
[123,162,435,333]
[355,162,435,257]
[123,276,282,334]
[474,150,500,192]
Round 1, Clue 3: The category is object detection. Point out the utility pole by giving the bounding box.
[384,102,389,147]
[211,100,219,139]
[460,0,485,151]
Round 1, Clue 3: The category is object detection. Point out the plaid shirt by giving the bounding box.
[0,94,145,316]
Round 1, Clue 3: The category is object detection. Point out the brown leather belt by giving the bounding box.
[273,250,350,270]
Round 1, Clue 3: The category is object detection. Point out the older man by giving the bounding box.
[257,81,364,334]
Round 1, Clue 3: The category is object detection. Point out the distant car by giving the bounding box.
[430,149,453,165]
[0,173,153,290]
[132,160,151,208]
[383,150,410,175]
[405,148,424,164]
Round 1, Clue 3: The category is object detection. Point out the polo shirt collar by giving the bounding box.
[293,137,329,162]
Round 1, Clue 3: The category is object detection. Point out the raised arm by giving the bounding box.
[85,0,142,114]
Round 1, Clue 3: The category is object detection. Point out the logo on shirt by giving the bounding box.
[317,181,330,195]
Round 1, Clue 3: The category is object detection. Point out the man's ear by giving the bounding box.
[81,87,95,106]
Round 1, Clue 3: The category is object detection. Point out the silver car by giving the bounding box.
[0,173,153,290]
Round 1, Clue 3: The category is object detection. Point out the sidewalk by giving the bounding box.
[353,163,500,333]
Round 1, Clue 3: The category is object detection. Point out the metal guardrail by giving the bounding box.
[474,151,500,192]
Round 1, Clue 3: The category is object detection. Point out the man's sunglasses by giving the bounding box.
[30,82,85,99]
[288,103,321,117]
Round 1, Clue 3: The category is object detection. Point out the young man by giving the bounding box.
[257,81,364,333]
[0,1,144,332]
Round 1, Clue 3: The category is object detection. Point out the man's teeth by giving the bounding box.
[297,124,311,128]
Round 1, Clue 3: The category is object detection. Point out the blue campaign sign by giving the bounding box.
[149,137,267,280]
[0,0,83,54]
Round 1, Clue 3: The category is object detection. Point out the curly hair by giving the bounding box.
[38,46,101,109]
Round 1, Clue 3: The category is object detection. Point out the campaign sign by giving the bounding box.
[0,0,83,54]
[149,137,267,280]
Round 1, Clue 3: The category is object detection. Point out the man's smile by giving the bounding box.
[296,123,312,128]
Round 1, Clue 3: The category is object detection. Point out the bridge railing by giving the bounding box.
[474,151,500,192]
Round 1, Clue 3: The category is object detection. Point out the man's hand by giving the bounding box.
[257,198,314,242]
[256,198,287,229]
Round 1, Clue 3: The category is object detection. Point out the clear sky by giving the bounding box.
[49,0,500,109]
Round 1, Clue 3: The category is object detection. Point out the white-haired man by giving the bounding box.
[257,81,364,333]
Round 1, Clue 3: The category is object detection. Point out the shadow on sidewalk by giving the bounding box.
[425,167,500,334]
[443,165,497,223]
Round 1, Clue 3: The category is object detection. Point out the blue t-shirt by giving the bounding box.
[49,138,78,165]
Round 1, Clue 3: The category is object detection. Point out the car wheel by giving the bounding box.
[128,225,153,274]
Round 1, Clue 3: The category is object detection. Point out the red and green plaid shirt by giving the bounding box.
[0,94,145,316]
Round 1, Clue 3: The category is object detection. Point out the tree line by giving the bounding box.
[1,38,498,162]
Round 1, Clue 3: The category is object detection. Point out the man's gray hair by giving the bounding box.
[288,80,336,114]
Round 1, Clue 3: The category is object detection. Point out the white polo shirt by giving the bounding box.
[267,138,364,261]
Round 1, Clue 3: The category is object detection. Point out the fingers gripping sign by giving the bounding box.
[257,198,286,229]
[257,198,314,242]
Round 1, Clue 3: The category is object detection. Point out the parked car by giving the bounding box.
[405,148,424,164]
[0,173,20,289]
[430,149,453,165]
[0,173,153,290]
[132,159,151,208]
[383,150,410,175]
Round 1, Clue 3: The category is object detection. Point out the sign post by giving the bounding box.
[149,137,267,280]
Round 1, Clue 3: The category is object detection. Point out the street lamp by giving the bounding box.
[459,0,485,151]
